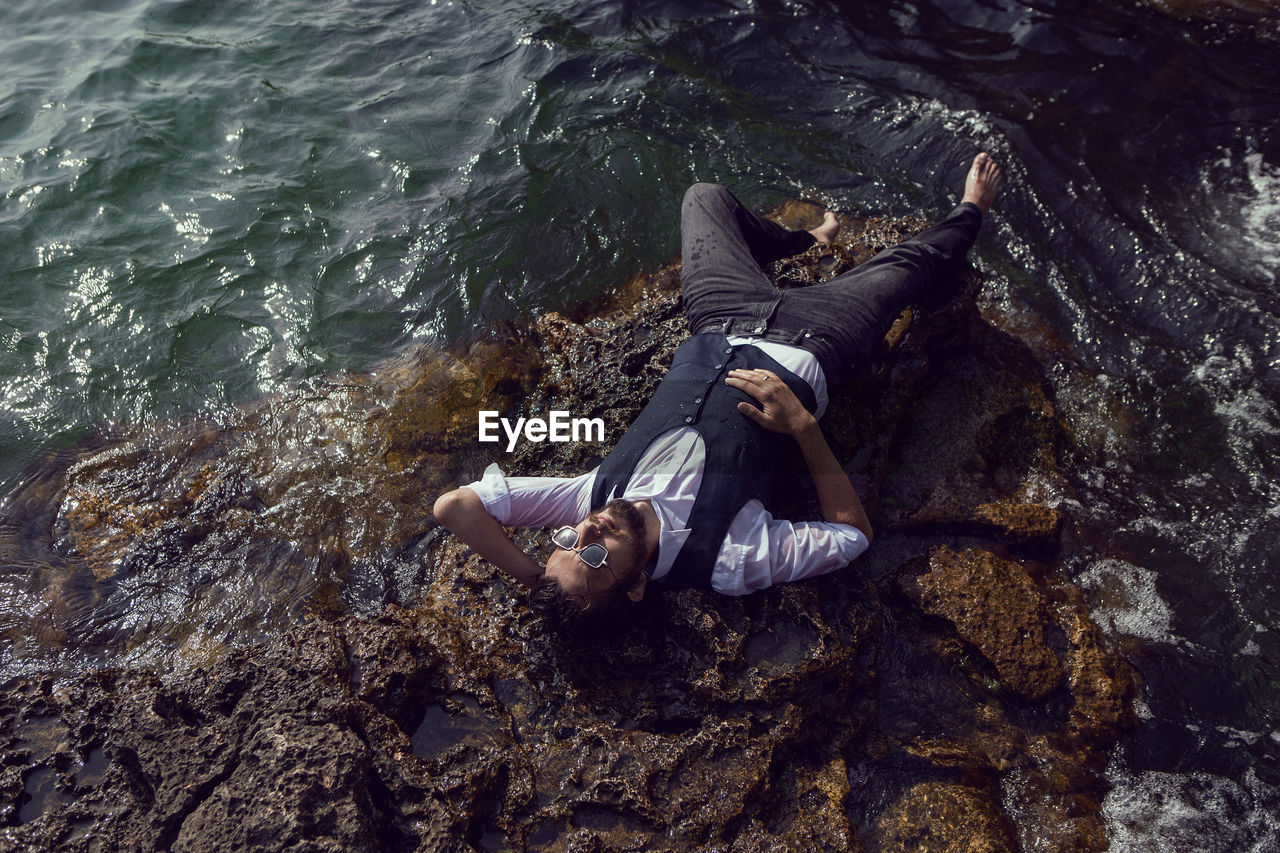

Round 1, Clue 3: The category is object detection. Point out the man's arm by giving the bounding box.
[724,368,874,542]
[433,488,544,588]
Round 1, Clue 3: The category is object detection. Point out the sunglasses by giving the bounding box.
[550,525,610,569]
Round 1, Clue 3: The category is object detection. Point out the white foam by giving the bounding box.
[1104,764,1280,852]
[1240,150,1280,275]
[1076,558,1177,644]
[1203,144,1280,286]
[1187,339,1280,531]
[1215,725,1263,747]
[1190,342,1280,441]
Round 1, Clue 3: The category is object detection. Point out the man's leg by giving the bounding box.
[680,183,821,333]
[815,200,982,318]
[779,153,1002,382]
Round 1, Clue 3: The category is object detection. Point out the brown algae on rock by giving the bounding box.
[918,546,1062,701]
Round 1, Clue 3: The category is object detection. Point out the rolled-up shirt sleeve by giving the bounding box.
[713,500,869,595]
[464,463,597,529]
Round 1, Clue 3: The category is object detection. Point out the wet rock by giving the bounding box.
[917,546,1062,700]
[878,541,1132,853]
[0,205,1134,851]
[170,717,379,853]
[866,336,1067,542]
[0,620,463,852]
[1051,579,1134,748]
[0,574,881,850]
[972,500,1063,545]
[876,782,1017,853]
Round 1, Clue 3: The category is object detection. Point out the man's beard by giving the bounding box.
[599,498,647,566]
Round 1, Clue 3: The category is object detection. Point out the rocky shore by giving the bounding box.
[0,206,1134,851]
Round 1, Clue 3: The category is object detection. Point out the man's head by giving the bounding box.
[529,499,653,634]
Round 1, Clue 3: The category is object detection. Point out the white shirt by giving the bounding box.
[464,339,868,595]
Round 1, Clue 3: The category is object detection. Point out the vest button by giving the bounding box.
[694,397,702,404]
[724,347,732,354]
[804,331,812,338]
[714,363,723,370]
[684,416,693,423]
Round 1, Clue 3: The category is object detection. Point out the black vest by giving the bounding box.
[590,333,817,588]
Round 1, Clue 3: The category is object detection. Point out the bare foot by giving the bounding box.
[962,152,1002,214]
[809,211,839,244]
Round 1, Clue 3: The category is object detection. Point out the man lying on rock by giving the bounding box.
[434,153,1002,631]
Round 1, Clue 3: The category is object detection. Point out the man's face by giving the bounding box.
[544,499,647,606]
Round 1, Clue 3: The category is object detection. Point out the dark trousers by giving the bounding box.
[679,183,983,388]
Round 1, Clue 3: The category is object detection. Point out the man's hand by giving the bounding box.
[725,368,816,437]
[726,367,874,541]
